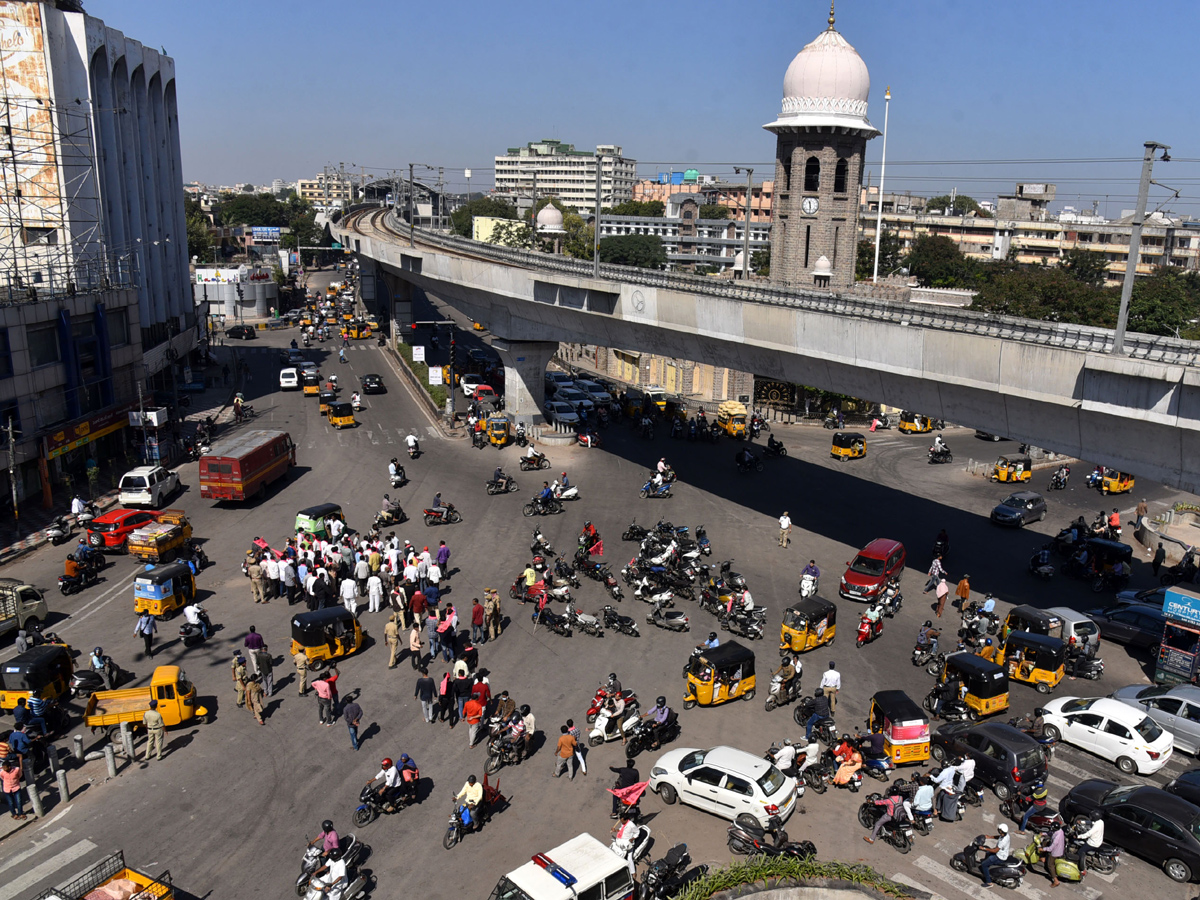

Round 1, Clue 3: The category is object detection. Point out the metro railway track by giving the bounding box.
[343,207,532,270]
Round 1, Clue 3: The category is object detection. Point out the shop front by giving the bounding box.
[41,403,133,506]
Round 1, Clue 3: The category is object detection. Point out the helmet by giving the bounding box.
[391,457,397,463]
[381,758,393,769]
[997,823,1009,834]
[656,696,666,706]
[608,673,617,681]
[708,632,717,640]
[562,472,567,477]
[924,620,932,628]
[985,638,993,646]
[322,820,334,832]
[93,646,102,655]
[383,493,390,500]
[842,733,851,742]
[328,847,344,862]
[520,704,531,715]
[1033,707,1047,717]
[784,657,793,667]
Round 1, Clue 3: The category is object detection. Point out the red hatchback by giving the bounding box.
[839,538,906,602]
[86,508,161,553]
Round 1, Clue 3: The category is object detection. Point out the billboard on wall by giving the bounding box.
[195,267,245,284]
[0,2,62,229]
[252,226,281,242]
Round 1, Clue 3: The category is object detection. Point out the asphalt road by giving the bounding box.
[0,318,1196,900]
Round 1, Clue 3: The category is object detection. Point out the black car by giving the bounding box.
[360,374,386,394]
[1086,603,1167,654]
[225,325,256,340]
[1061,779,1200,882]
[990,491,1047,527]
[930,721,1048,800]
[1167,770,1200,807]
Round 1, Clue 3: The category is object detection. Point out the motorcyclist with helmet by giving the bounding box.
[697,632,719,651]
[767,433,784,455]
[804,687,832,741]
[308,819,342,858]
[90,646,113,690]
[771,656,800,702]
[932,433,948,454]
[63,552,82,580]
[365,757,403,810]
[977,637,997,663]
[640,696,672,746]
[524,442,545,465]
[918,621,941,656]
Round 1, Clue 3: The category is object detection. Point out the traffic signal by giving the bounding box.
[449,338,456,370]
[410,322,418,331]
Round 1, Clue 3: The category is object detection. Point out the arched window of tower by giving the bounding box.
[834,159,848,194]
[804,157,820,192]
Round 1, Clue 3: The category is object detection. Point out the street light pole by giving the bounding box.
[734,166,753,278]
[1112,140,1169,355]
[408,163,415,248]
[872,87,892,284]
[592,156,604,277]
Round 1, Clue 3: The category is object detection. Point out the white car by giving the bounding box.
[460,373,482,398]
[574,379,613,406]
[543,401,579,426]
[279,367,299,390]
[649,745,798,828]
[554,388,595,416]
[118,465,180,508]
[544,371,574,397]
[1042,696,1174,774]
[298,360,320,376]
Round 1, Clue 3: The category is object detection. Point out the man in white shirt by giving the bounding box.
[183,603,208,639]
[778,511,791,548]
[819,662,841,715]
[340,577,359,615]
[426,563,442,604]
[328,517,344,541]
[264,556,281,600]
[366,573,384,614]
[71,495,86,517]
[979,823,1012,886]
[953,754,975,793]
[1074,817,1105,875]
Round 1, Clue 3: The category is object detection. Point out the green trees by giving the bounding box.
[598,234,667,269]
[451,197,517,237]
[750,249,771,276]
[906,235,975,287]
[855,231,904,281]
[926,193,991,217]
[699,204,729,220]
[607,200,664,217]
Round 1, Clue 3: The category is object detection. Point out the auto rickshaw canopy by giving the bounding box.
[133,562,195,601]
[486,414,510,446]
[0,644,74,695]
[318,390,337,412]
[1100,469,1135,494]
[1002,605,1063,639]
[780,596,836,652]
[869,689,931,764]
[898,411,933,432]
[941,652,1009,699]
[291,606,359,647]
[831,431,867,459]
[302,371,320,388]
[1002,630,1067,670]
[295,503,346,538]
[992,455,1032,482]
[1086,537,1133,571]
[688,641,755,679]
[327,402,355,426]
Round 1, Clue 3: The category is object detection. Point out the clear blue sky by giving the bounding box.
[90,0,1200,217]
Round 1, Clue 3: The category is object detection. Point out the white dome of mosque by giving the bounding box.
[536,202,565,233]
[764,5,879,136]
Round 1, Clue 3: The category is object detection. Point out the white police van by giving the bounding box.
[488,833,633,900]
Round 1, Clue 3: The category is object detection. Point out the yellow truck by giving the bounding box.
[717,400,748,439]
[126,509,193,563]
[84,665,206,743]
[32,850,174,900]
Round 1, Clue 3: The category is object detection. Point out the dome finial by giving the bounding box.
[828,1,836,29]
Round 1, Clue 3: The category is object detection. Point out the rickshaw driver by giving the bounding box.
[1072,544,1090,572]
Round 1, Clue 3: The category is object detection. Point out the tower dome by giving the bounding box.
[535,202,565,234]
[764,5,878,136]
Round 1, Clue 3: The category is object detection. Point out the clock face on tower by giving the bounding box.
[801,196,819,216]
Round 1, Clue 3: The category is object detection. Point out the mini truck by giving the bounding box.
[0,577,49,638]
[83,665,206,743]
[126,509,192,563]
[32,850,173,900]
[488,833,634,900]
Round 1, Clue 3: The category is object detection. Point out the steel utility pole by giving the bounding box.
[137,382,147,464]
[530,172,538,248]
[1113,141,1170,355]
[872,87,892,283]
[592,156,604,277]
[408,163,415,247]
[734,166,754,278]
[6,417,17,524]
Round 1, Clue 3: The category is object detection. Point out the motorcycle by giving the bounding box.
[625,712,681,758]
[763,441,787,460]
[1048,467,1070,491]
[296,837,368,898]
[735,454,764,473]
[646,599,689,632]
[927,445,953,465]
[601,605,640,637]
[879,579,902,617]
[530,529,555,558]
[522,496,564,518]
[576,560,624,600]
[798,572,817,599]
[1064,824,1120,875]
[586,685,638,724]
[932,536,949,562]
[515,422,528,447]
[532,606,572,636]
[422,504,461,526]
[46,515,72,545]
[727,817,817,859]
[486,477,518,495]
[822,415,839,430]
[1028,549,1056,580]
[765,738,820,781]
[857,795,914,853]
[565,607,603,637]
[911,641,938,667]
[998,785,1061,835]
[70,656,127,697]
[856,609,885,647]
[577,430,602,448]
[443,800,483,849]
[641,843,706,900]
[764,673,803,712]
[58,568,98,595]
[792,697,837,745]
[551,480,579,501]
[1092,568,1129,593]
[922,687,971,722]
[622,519,650,542]
[588,699,641,747]
[553,558,580,588]
[950,835,1026,888]
[721,608,766,641]
[1008,714,1059,756]
[695,524,711,556]
[519,454,550,471]
[178,608,213,647]
[639,480,673,499]
[484,734,523,774]
[374,505,407,529]
[353,782,417,826]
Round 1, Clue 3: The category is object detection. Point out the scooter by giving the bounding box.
[70,656,126,697]
[588,700,641,747]
[351,393,364,412]
[75,501,98,526]
[950,835,1026,888]
[799,572,817,599]
[764,673,804,712]
[646,599,689,632]
[296,835,366,897]
[763,441,787,459]
[639,480,672,499]
[374,506,407,529]
[721,609,766,641]
[586,685,638,723]
[389,466,406,488]
[856,609,885,647]
[857,795,914,853]
[407,440,420,459]
[46,515,72,545]
[551,480,579,501]
[530,529,555,558]
[923,688,971,722]
[695,524,711,556]
[633,576,676,607]
[879,579,903,617]
[602,605,640,637]
[610,820,652,869]
[178,608,213,647]
[727,817,817,859]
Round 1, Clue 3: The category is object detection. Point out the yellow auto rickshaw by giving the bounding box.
[473,320,485,331]
[302,371,321,396]
[898,411,934,435]
[327,401,356,429]
[133,562,196,618]
[290,606,365,671]
[780,595,837,655]
[716,400,748,439]
[991,455,1032,483]
[867,690,930,765]
[995,630,1066,694]
[1099,469,1135,495]
[486,413,511,447]
[830,431,866,461]
[683,641,756,708]
[1000,605,1063,643]
[347,321,372,340]
[0,644,74,714]
[318,390,337,413]
[930,652,1009,720]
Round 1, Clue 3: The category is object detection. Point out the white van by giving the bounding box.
[488,834,632,900]
[118,466,180,508]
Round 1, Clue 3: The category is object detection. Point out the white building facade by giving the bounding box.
[494,140,636,214]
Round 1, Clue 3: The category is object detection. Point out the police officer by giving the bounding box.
[142,699,166,761]
[293,648,309,697]
[384,614,401,669]
[244,674,266,725]
[231,652,248,707]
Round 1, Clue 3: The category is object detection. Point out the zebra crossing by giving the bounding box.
[882,735,1197,900]
[0,827,102,900]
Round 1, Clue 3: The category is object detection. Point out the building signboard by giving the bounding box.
[195,267,245,284]
[251,226,281,242]
[43,404,132,460]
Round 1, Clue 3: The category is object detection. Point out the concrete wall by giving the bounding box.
[341,223,1200,493]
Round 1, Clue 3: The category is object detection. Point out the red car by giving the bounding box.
[86,508,162,552]
[839,538,906,602]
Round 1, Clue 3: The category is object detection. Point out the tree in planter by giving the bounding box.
[698,204,729,220]
[598,234,667,269]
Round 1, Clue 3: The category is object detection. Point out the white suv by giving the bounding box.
[649,745,798,827]
[118,466,180,508]
[279,367,299,390]
[574,379,613,406]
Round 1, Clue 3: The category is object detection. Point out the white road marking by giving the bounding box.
[0,828,71,876]
[1046,774,1076,792]
[58,573,138,634]
[1052,757,1111,782]
[0,839,97,900]
[913,854,1023,900]
[890,873,949,900]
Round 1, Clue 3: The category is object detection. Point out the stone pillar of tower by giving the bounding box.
[763,6,880,290]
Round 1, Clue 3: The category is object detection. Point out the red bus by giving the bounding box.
[199,430,295,501]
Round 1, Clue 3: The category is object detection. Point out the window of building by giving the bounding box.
[834,159,848,194]
[782,157,792,192]
[108,308,129,347]
[21,227,57,246]
[28,322,60,368]
[804,225,811,268]
[0,329,10,378]
[34,385,66,428]
[804,157,820,192]
[0,398,18,437]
